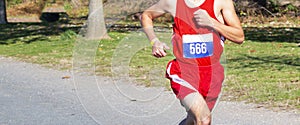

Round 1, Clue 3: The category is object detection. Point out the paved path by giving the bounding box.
[0,57,299,125]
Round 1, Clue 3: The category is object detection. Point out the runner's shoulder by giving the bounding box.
[157,0,176,8]
[157,0,176,15]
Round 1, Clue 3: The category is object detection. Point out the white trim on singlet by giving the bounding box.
[220,35,225,47]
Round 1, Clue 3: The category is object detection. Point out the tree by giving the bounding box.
[85,0,110,40]
[0,0,7,24]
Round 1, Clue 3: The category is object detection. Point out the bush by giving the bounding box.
[7,0,23,7]
[235,0,299,17]
[7,0,46,16]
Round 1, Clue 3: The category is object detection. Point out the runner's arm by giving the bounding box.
[140,0,171,41]
[212,0,244,44]
[140,0,172,58]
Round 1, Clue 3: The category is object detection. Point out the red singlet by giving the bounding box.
[166,0,225,110]
[172,0,224,66]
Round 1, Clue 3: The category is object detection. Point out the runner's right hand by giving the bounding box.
[194,9,214,28]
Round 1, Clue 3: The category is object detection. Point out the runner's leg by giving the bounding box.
[180,92,211,125]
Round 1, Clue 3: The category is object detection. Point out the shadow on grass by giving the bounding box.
[1,22,299,44]
[244,27,300,43]
[0,22,82,44]
[228,54,300,70]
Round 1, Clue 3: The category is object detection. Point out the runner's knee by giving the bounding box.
[181,92,211,125]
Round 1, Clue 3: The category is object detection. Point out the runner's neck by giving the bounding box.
[184,0,205,8]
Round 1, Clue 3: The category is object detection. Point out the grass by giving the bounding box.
[0,22,299,111]
[223,41,300,110]
[95,30,174,88]
[0,23,78,69]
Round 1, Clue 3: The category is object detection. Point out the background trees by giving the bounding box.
[3,0,299,25]
[235,0,299,17]
[85,0,109,40]
[0,0,7,24]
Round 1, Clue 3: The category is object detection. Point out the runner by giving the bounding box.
[140,0,244,124]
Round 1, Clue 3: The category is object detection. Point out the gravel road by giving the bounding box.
[0,57,299,125]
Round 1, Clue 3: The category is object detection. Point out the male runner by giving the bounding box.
[140,0,244,124]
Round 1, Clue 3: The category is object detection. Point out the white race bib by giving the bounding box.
[182,33,214,58]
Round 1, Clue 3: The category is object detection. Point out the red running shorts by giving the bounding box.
[165,59,224,110]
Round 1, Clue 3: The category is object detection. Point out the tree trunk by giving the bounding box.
[0,0,7,24]
[85,0,110,40]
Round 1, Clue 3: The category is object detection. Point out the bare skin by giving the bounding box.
[140,0,244,124]
[181,92,212,125]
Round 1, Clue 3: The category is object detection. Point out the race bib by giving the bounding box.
[182,33,214,58]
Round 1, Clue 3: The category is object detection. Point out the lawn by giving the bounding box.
[224,40,299,109]
[0,23,299,110]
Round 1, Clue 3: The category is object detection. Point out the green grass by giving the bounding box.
[95,31,174,88]
[0,23,77,69]
[223,41,299,109]
[0,23,299,110]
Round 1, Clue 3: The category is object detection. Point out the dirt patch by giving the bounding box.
[7,17,42,23]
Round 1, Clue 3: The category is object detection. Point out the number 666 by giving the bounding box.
[189,43,207,54]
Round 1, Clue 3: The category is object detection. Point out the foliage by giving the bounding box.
[267,0,299,14]
[60,29,77,40]
[63,1,88,18]
[6,0,46,16]
[7,0,23,7]
[235,0,299,17]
